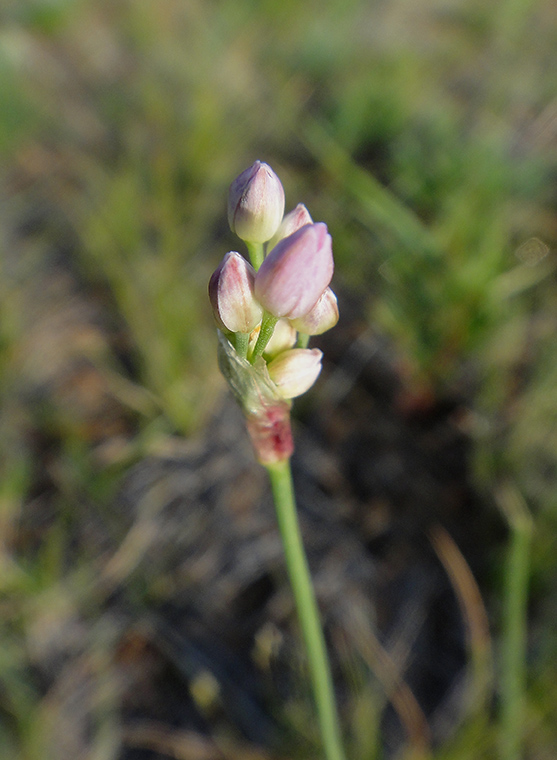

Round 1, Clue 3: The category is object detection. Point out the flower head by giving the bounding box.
[254,223,334,319]
[208,251,263,333]
[228,161,285,244]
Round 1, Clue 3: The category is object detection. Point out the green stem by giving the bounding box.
[246,241,265,270]
[233,332,250,359]
[250,312,278,362]
[266,459,346,760]
[497,484,533,760]
[296,332,310,349]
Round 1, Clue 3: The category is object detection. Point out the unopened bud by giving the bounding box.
[267,348,323,399]
[290,288,339,335]
[261,319,297,358]
[208,251,263,333]
[228,161,285,244]
[254,223,334,319]
[267,203,313,251]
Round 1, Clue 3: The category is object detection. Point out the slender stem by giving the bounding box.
[233,332,250,359]
[266,458,346,760]
[246,241,265,270]
[250,312,278,362]
[296,332,310,349]
[497,485,533,760]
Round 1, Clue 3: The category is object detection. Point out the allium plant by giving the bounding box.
[209,162,345,760]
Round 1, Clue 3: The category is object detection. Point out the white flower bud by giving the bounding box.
[263,319,298,358]
[289,288,339,335]
[267,348,323,399]
[228,161,285,244]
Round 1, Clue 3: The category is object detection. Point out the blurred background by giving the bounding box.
[1,0,557,758]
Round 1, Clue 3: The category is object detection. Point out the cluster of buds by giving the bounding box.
[209,161,339,464]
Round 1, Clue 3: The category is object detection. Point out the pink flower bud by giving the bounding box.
[208,251,263,333]
[289,287,339,335]
[267,348,323,399]
[228,161,285,243]
[254,223,334,319]
[267,203,313,251]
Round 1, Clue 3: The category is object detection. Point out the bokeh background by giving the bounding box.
[1,0,557,758]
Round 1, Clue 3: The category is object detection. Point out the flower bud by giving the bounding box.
[263,319,297,358]
[267,203,313,251]
[228,161,285,243]
[254,223,334,319]
[289,287,339,335]
[208,251,263,333]
[267,348,323,399]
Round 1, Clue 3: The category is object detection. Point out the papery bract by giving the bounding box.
[228,161,285,244]
[245,405,294,464]
[254,223,334,319]
[267,348,323,399]
[289,288,339,335]
[267,203,313,251]
[217,331,293,463]
[208,251,263,333]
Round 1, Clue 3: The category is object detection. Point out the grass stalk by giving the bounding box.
[497,484,533,760]
[266,458,346,760]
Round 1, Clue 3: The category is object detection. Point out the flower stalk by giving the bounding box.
[211,161,345,760]
[266,459,346,760]
[246,241,265,271]
[250,312,279,362]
